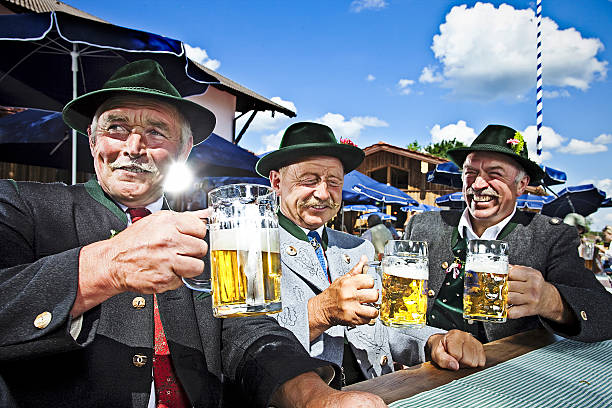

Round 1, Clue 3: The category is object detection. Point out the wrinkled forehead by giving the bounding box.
[281,156,345,177]
[95,95,182,124]
[464,151,522,173]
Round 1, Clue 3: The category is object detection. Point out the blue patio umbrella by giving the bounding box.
[359,211,397,221]
[0,11,217,183]
[541,184,607,218]
[344,170,418,206]
[400,203,441,212]
[343,204,380,212]
[0,108,93,172]
[427,161,567,187]
[601,197,612,208]
[435,192,465,210]
[516,194,552,210]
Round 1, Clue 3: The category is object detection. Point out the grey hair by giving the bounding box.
[89,95,192,150]
[514,167,528,185]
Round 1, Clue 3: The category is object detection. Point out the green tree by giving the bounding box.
[424,138,466,159]
[406,140,422,151]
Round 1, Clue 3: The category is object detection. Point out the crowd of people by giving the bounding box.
[1,60,611,407]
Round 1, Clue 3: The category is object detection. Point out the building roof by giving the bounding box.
[1,0,106,22]
[191,60,295,117]
[364,141,448,165]
[1,0,296,118]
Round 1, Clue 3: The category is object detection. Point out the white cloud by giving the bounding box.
[430,120,478,145]
[558,139,608,155]
[398,79,415,95]
[258,129,285,155]
[543,89,570,98]
[521,125,566,163]
[426,3,607,100]
[350,0,387,13]
[185,44,221,71]
[594,133,612,144]
[419,66,443,83]
[366,74,376,81]
[579,178,612,194]
[236,96,297,132]
[315,113,388,141]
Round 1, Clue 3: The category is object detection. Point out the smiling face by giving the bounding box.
[462,151,529,234]
[269,156,344,230]
[88,96,192,207]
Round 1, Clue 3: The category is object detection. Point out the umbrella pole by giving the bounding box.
[71,44,78,185]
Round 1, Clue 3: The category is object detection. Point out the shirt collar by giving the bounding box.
[116,196,164,225]
[458,207,516,241]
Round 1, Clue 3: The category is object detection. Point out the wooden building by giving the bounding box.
[356,141,460,228]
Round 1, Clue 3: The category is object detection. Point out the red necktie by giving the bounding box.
[126,208,189,408]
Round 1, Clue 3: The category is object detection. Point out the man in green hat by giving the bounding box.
[404,124,612,343]
[0,60,386,407]
[256,122,486,387]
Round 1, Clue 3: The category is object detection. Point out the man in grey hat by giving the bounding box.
[404,124,612,343]
[256,122,486,387]
[0,60,385,407]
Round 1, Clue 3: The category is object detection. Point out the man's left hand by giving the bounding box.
[507,265,574,324]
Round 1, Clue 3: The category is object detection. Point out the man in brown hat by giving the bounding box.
[0,60,386,407]
[404,124,612,343]
[256,122,486,387]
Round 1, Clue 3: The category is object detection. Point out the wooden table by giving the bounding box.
[343,329,561,404]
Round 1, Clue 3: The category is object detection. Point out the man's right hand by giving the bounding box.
[426,330,486,371]
[307,255,379,341]
[71,209,209,317]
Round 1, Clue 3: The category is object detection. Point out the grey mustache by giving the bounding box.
[466,186,499,197]
[109,160,158,173]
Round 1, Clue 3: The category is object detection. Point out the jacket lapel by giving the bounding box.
[280,227,330,293]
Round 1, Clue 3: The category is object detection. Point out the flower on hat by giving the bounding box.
[340,137,357,147]
[506,131,525,155]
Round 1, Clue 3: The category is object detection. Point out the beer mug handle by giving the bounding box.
[182,276,212,292]
[182,221,212,292]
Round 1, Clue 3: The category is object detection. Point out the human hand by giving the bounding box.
[426,330,486,371]
[271,371,387,408]
[72,209,209,316]
[307,255,379,340]
[507,264,570,323]
[106,209,209,293]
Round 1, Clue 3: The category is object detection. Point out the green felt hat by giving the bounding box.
[255,122,365,177]
[62,59,215,146]
[447,124,546,184]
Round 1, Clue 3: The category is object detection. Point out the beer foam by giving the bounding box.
[383,263,428,280]
[211,228,280,252]
[465,257,508,275]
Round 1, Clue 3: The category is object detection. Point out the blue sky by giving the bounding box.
[68,0,612,229]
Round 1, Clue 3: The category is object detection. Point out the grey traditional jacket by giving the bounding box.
[0,179,332,407]
[274,223,444,380]
[404,210,612,342]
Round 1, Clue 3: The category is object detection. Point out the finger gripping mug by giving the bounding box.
[183,184,282,318]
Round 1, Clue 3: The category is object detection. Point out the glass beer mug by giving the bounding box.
[379,240,429,328]
[183,184,282,318]
[463,239,509,323]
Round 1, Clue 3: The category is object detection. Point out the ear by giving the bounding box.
[516,175,530,196]
[269,170,281,194]
[177,136,193,162]
[87,126,95,153]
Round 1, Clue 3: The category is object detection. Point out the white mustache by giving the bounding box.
[299,197,340,210]
[109,159,158,174]
[466,186,499,197]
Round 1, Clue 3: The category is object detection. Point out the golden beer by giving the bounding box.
[380,261,428,328]
[463,269,508,322]
[584,259,594,271]
[210,228,282,317]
